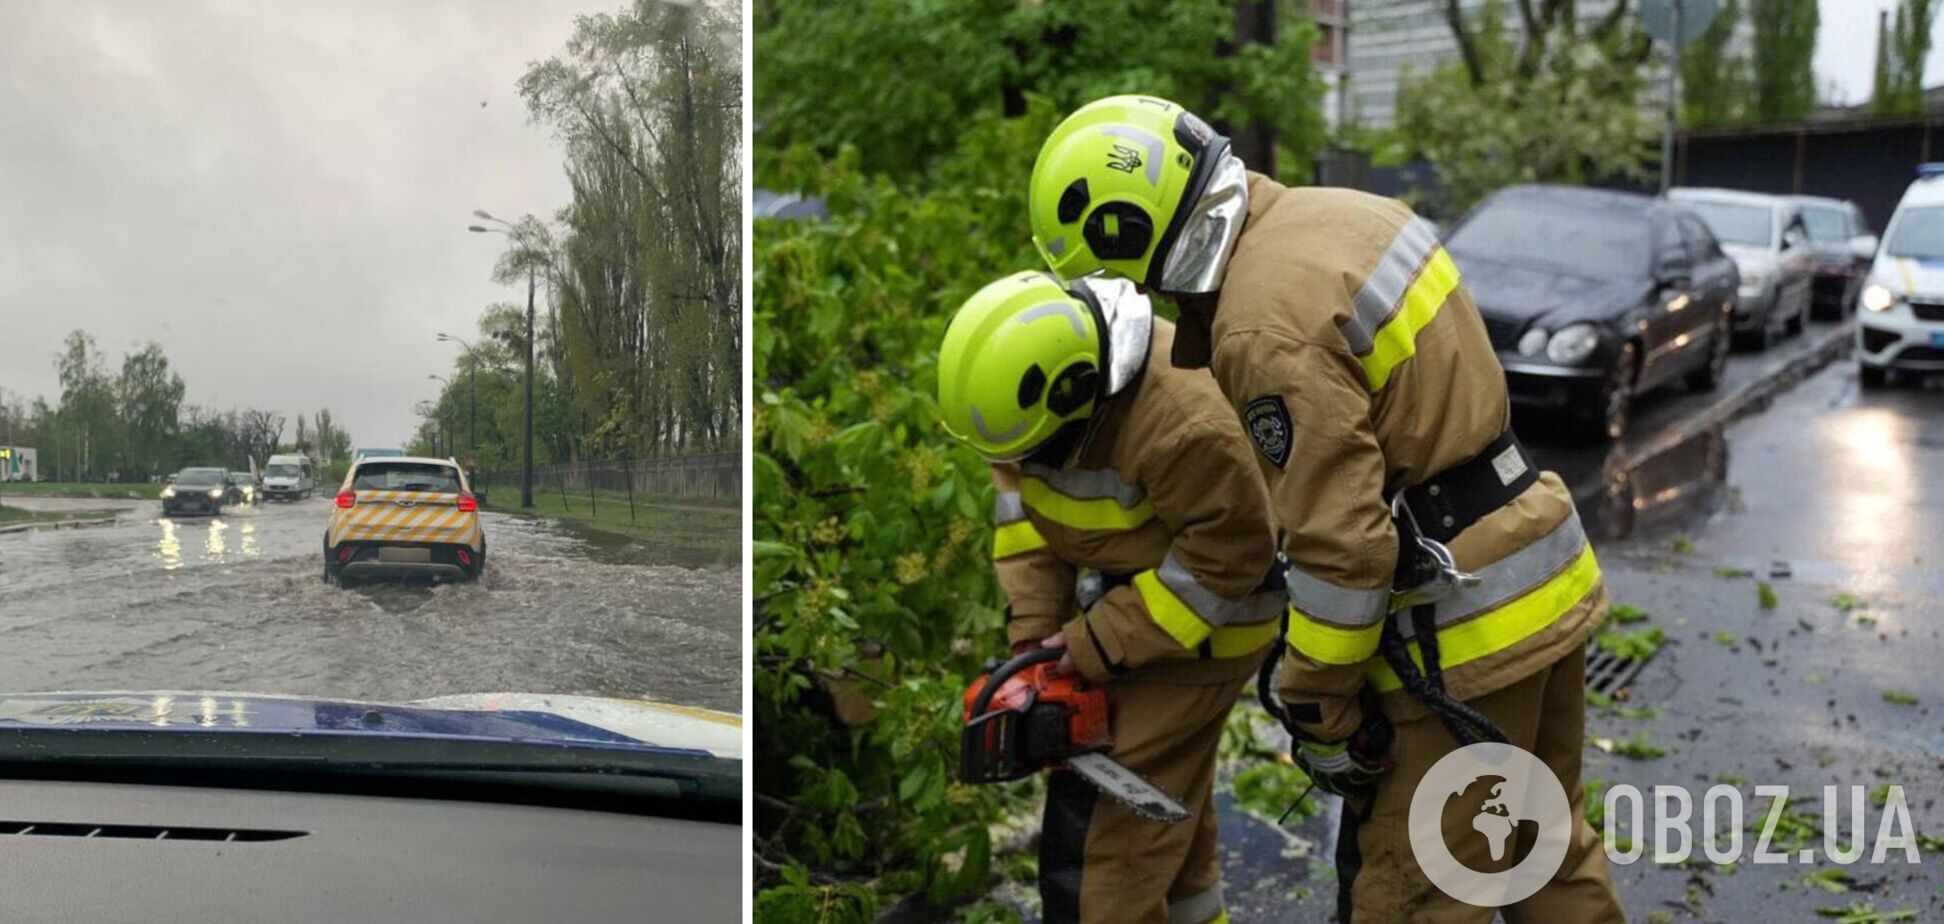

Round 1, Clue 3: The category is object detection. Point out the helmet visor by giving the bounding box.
[1158,152,1249,295]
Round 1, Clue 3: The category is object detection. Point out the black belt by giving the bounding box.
[1392,429,1537,544]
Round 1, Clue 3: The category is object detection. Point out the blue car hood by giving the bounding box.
[0,691,742,761]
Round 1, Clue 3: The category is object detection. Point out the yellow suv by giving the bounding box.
[323,456,484,587]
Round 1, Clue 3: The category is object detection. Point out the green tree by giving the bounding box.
[517,0,743,460]
[54,330,118,480]
[1750,0,1819,121]
[115,343,184,480]
[1399,0,1657,215]
[1683,0,1748,126]
[1874,0,1940,116]
[755,0,1325,185]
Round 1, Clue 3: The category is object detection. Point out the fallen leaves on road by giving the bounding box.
[1759,582,1780,610]
[1880,688,1919,707]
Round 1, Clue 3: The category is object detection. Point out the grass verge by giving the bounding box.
[0,481,161,499]
[0,504,119,527]
[485,487,739,553]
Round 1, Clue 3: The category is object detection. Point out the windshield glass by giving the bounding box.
[0,0,743,794]
[1799,206,1850,243]
[1681,200,1775,247]
[1886,207,1944,259]
[1447,196,1652,279]
[353,462,462,493]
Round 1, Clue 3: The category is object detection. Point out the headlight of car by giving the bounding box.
[1861,283,1897,312]
[207,487,223,498]
[1739,269,1766,290]
[1545,323,1602,365]
[1517,328,1549,357]
[160,487,174,498]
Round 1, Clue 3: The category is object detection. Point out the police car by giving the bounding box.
[323,455,485,586]
[1858,164,1944,385]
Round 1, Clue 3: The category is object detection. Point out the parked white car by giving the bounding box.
[1858,164,1944,386]
[1669,187,1817,349]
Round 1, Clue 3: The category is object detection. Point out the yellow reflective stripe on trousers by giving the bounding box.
[1367,544,1602,692]
[1018,475,1155,532]
[991,519,1049,559]
[1286,606,1384,665]
[1361,247,1461,391]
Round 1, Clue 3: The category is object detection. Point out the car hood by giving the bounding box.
[0,690,742,761]
[1871,254,1944,301]
[1450,251,1643,324]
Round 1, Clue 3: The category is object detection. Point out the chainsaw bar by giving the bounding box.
[1067,752,1191,823]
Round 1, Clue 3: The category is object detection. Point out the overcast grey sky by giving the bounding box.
[0,0,595,448]
[1817,0,1944,105]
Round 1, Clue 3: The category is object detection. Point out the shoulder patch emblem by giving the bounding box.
[1243,396,1292,468]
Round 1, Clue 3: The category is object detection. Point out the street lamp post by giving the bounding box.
[469,211,536,510]
[427,374,452,457]
[435,333,477,460]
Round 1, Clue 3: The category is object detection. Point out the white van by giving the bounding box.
[1858,164,1944,385]
[261,453,315,501]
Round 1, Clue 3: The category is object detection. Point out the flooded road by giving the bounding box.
[0,497,740,712]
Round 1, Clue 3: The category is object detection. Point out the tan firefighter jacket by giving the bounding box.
[1193,174,1609,740]
[990,320,1282,684]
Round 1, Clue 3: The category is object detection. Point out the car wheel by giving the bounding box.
[1686,314,1731,391]
[1859,363,1889,388]
[1787,289,1808,335]
[1581,342,1637,441]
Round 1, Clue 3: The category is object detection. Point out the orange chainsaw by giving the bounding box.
[959,648,1190,822]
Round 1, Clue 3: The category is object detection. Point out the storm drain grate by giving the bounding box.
[0,821,306,842]
[1584,644,1653,697]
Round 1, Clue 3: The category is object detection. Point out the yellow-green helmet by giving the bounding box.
[1029,94,1230,288]
[937,271,1104,461]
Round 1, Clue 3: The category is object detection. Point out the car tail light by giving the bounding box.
[336,545,353,563]
[456,549,472,567]
[335,491,355,509]
[456,493,478,512]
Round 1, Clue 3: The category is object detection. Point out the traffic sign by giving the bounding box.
[1640,0,1722,45]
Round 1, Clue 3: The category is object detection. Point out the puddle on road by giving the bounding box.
[1577,426,1730,542]
[0,499,741,712]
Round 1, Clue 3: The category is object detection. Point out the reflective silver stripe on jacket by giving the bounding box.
[1284,563,1391,629]
[1167,884,1225,924]
[1394,510,1590,639]
[1157,551,1284,627]
[1340,216,1440,356]
[1020,463,1147,508]
[994,491,1025,525]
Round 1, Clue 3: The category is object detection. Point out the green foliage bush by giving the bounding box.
[755,4,1329,916]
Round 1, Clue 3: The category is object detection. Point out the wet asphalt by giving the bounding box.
[0,495,741,713]
[1217,328,1944,922]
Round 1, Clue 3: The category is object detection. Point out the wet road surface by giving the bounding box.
[1219,338,1944,921]
[0,496,740,712]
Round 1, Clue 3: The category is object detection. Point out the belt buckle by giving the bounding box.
[1390,495,1483,612]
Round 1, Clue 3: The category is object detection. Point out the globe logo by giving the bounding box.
[1407,742,1574,907]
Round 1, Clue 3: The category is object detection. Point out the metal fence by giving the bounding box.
[474,453,740,502]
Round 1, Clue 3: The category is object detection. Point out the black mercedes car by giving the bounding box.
[160,467,232,516]
[1446,185,1738,440]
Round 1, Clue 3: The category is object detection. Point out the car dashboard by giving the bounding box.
[0,778,738,922]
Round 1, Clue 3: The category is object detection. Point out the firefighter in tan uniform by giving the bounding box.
[1027,95,1627,923]
[937,271,1284,924]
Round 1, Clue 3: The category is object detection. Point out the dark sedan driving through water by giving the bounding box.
[1447,185,1737,440]
[160,467,234,517]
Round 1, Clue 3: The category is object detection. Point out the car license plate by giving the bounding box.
[378,547,430,564]
[1931,331,1944,347]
